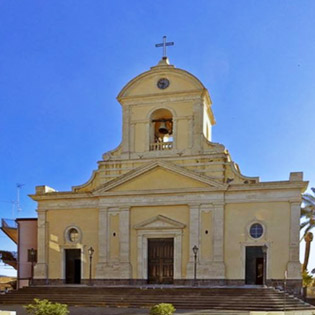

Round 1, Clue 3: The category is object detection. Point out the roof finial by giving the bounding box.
[155,36,174,59]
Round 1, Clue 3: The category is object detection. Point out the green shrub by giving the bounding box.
[24,298,69,315]
[149,303,176,315]
[302,270,313,287]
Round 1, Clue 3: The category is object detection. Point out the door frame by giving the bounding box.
[241,243,270,283]
[137,229,183,280]
[61,245,84,282]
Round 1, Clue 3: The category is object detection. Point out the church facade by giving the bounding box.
[30,57,307,292]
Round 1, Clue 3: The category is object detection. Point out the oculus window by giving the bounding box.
[249,223,264,239]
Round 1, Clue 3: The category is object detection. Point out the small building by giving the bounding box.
[0,218,37,289]
[29,57,306,293]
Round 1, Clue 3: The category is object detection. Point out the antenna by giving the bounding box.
[0,183,25,218]
[0,199,17,218]
[16,183,25,213]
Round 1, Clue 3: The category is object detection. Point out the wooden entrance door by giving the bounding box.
[65,249,81,284]
[148,238,174,284]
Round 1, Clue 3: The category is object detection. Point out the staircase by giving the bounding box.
[0,286,314,312]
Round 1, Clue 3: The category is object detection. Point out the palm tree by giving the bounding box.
[301,187,315,272]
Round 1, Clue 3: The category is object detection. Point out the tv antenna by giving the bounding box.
[0,183,25,218]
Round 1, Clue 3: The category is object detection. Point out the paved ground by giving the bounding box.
[0,305,249,315]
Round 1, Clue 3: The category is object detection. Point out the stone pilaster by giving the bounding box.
[119,207,131,278]
[287,201,302,279]
[130,122,135,153]
[34,210,48,280]
[212,202,225,278]
[192,102,203,153]
[186,203,200,278]
[95,207,108,278]
[121,106,130,157]
[172,117,177,150]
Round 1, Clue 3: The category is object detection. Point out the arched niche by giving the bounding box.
[150,108,173,151]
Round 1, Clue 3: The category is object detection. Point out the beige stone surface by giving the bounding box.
[30,58,307,285]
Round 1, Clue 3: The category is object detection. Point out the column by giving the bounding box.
[34,210,48,280]
[287,201,302,279]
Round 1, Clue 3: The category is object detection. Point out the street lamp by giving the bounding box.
[262,245,268,286]
[29,248,36,286]
[88,247,94,286]
[192,245,199,286]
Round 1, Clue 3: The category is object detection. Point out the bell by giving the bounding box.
[158,121,168,134]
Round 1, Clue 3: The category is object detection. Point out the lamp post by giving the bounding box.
[262,245,268,287]
[29,248,36,286]
[88,247,94,286]
[192,245,199,286]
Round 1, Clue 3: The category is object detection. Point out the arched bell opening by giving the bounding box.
[150,108,173,151]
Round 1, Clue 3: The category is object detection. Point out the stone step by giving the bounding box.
[0,286,313,312]
[176,312,249,315]
[0,293,300,304]
[0,299,305,310]
[0,296,305,304]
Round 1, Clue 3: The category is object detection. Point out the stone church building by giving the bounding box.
[30,56,307,291]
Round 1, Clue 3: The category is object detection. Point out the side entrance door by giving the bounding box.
[245,246,265,285]
[65,249,81,284]
[148,238,174,284]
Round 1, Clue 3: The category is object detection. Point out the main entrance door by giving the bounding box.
[65,249,81,284]
[245,246,265,285]
[148,238,174,284]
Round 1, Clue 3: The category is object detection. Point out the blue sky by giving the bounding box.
[0,1,314,277]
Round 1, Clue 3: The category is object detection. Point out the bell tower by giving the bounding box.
[117,57,215,159]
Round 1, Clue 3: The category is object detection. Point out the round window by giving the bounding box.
[68,228,79,243]
[249,223,264,239]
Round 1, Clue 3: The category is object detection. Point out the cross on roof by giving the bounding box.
[155,36,174,58]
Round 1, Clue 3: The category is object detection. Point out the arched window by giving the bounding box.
[150,108,173,151]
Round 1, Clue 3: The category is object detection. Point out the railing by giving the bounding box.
[1,218,17,229]
[150,142,173,151]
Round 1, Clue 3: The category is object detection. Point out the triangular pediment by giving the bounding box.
[134,215,185,230]
[93,161,227,194]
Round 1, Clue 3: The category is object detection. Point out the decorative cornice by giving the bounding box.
[119,90,205,105]
[227,180,308,192]
[29,192,92,201]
